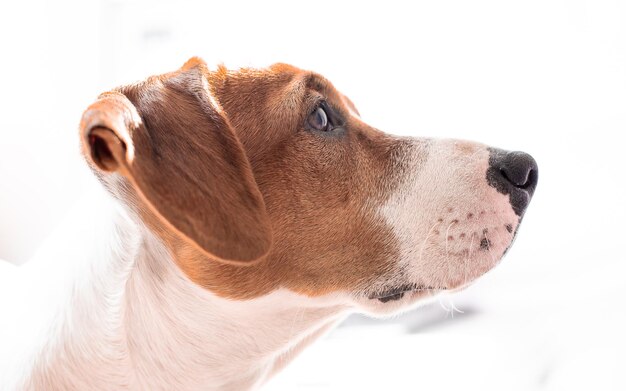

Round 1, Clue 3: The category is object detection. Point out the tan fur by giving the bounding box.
[80,61,272,265]
[80,58,417,300]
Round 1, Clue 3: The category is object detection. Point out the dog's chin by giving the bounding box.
[353,287,447,317]
[354,277,487,317]
[354,246,513,317]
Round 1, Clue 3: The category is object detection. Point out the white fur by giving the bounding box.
[0,178,350,391]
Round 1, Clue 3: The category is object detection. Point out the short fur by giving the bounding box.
[0,57,536,390]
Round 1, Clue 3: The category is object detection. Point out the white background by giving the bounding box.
[1,0,625,390]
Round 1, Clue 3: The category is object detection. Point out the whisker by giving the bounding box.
[464,232,476,286]
[493,227,507,252]
[444,221,456,256]
[484,231,498,265]
[444,220,458,280]
[439,296,464,318]
[418,220,442,266]
[503,222,515,241]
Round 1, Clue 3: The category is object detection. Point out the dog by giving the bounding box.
[0,57,537,390]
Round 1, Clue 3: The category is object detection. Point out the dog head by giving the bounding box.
[80,57,537,315]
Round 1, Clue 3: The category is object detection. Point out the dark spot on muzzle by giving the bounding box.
[480,237,491,250]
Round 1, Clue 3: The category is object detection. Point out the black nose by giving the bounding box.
[487,149,538,216]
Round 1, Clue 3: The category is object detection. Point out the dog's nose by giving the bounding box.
[487,149,538,216]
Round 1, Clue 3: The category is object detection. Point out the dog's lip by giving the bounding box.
[367,284,447,303]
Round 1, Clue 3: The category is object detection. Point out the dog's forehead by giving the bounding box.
[120,62,348,131]
[208,63,344,109]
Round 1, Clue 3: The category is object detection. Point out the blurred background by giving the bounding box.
[1,0,625,390]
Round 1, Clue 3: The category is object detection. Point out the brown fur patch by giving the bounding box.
[80,63,272,264]
[83,59,414,300]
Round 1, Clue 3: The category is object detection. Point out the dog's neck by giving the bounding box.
[6,185,348,391]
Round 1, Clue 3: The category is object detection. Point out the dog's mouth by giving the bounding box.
[367,283,447,303]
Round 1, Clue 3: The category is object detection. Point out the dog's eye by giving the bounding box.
[307,106,329,131]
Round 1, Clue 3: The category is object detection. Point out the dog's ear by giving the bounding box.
[79,58,272,265]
